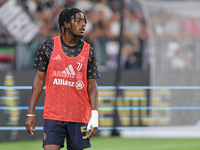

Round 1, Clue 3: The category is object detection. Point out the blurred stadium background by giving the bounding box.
[0,0,200,149]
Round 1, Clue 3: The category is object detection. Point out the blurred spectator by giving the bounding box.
[124,9,141,42]
[108,0,121,11]
[106,10,121,41]
[150,10,174,40]
[167,41,194,70]
[64,0,76,7]
[181,16,200,38]
[39,18,58,38]
[21,0,37,14]
[121,44,136,69]
[92,6,111,67]
[123,8,147,69]
[74,0,93,12]
[84,10,96,44]
[171,47,193,70]
[94,0,113,19]
[105,10,120,70]
[164,15,180,38]
[151,14,165,38]
[0,0,5,6]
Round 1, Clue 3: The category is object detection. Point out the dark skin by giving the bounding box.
[25,12,98,150]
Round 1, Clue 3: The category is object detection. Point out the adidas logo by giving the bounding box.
[62,65,76,75]
[52,65,76,78]
[53,55,62,60]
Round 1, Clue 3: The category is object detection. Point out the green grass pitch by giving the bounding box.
[0,137,200,150]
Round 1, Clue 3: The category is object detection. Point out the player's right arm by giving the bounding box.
[25,70,45,136]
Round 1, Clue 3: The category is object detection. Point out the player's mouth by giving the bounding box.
[79,28,85,33]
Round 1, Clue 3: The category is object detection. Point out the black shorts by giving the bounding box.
[43,119,91,150]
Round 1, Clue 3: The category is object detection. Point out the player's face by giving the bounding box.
[70,12,86,38]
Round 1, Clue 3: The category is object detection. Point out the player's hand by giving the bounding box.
[87,110,98,137]
[25,116,35,136]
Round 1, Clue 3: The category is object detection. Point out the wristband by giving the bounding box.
[27,114,35,117]
[87,110,98,130]
[91,110,98,119]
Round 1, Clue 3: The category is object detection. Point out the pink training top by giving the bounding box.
[44,36,91,123]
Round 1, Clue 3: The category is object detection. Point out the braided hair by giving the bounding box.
[58,7,87,35]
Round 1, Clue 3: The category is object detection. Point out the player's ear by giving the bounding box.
[64,22,70,29]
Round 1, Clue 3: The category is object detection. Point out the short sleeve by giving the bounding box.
[87,46,101,79]
[33,39,53,72]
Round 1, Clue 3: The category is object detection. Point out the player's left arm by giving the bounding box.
[86,45,100,137]
[87,78,98,137]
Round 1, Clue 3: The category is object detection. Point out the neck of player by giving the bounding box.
[62,33,78,47]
